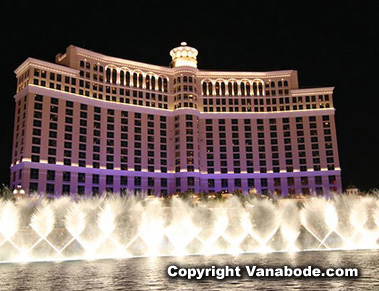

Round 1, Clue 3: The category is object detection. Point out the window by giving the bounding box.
[91,174,99,184]
[106,175,114,185]
[29,182,38,192]
[121,176,128,185]
[46,184,55,194]
[62,172,70,182]
[329,175,336,184]
[248,178,255,187]
[47,170,55,181]
[77,186,85,195]
[78,173,85,183]
[30,168,39,180]
[62,185,70,194]
[134,176,141,186]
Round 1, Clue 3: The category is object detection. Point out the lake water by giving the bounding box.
[0,250,378,290]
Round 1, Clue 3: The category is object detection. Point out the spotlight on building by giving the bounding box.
[12,185,26,202]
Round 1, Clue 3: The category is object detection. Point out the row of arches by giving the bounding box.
[105,66,168,92]
[80,60,104,72]
[202,79,266,96]
[173,75,195,84]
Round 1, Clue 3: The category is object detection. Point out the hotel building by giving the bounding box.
[10,42,342,196]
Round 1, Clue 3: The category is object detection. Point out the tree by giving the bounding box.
[180,190,194,200]
[0,185,13,201]
[199,191,207,201]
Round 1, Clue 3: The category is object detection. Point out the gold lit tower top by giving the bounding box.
[170,42,198,68]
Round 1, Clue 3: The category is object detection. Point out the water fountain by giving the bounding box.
[0,194,378,263]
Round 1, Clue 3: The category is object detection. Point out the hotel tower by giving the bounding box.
[11,43,342,196]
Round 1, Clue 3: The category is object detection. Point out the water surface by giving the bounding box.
[0,250,378,290]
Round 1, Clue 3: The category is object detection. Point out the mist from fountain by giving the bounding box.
[1,194,379,263]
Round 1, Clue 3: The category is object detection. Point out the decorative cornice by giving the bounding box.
[16,85,335,118]
[73,46,172,75]
[197,70,295,79]
[14,57,79,76]
[291,87,334,95]
[199,108,335,119]
[19,85,172,115]
[11,161,341,178]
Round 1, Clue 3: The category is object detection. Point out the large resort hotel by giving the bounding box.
[11,42,342,196]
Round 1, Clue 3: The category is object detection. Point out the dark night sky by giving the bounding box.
[1,1,378,191]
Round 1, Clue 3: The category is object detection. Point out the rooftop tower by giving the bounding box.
[170,42,198,68]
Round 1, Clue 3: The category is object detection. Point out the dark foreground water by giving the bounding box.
[0,250,378,290]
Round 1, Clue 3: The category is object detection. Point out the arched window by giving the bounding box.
[177,76,181,83]
[253,82,258,96]
[80,60,85,67]
[241,82,245,96]
[138,74,143,88]
[183,76,188,82]
[202,82,207,95]
[189,76,193,83]
[145,75,150,89]
[158,77,163,91]
[133,73,138,87]
[278,81,282,87]
[163,78,168,92]
[215,82,220,95]
[221,82,226,95]
[93,64,98,71]
[208,82,213,95]
[125,72,130,86]
[112,69,117,84]
[284,80,288,87]
[120,71,124,85]
[271,81,275,87]
[151,76,156,90]
[106,68,111,83]
[246,83,251,96]
[233,82,238,96]
[86,62,90,69]
[228,82,233,95]
[258,83,263,96]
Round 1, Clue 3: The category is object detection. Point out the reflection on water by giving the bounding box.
[0,250,378,290]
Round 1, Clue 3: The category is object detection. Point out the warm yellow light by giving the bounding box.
[172,59,197,68]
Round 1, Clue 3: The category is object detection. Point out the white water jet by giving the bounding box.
[0,201,20,241]
[164,198,201,256]
[279,200,300,251]
[248,198,281,252]
[30,201,55,239]
[65,203,86,238]
[0,194,379,263]
[138,199,166,256]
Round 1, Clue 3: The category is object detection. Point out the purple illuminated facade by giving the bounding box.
[10,43,342,196]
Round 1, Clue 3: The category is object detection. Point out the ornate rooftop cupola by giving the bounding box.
[170,42,198,68]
